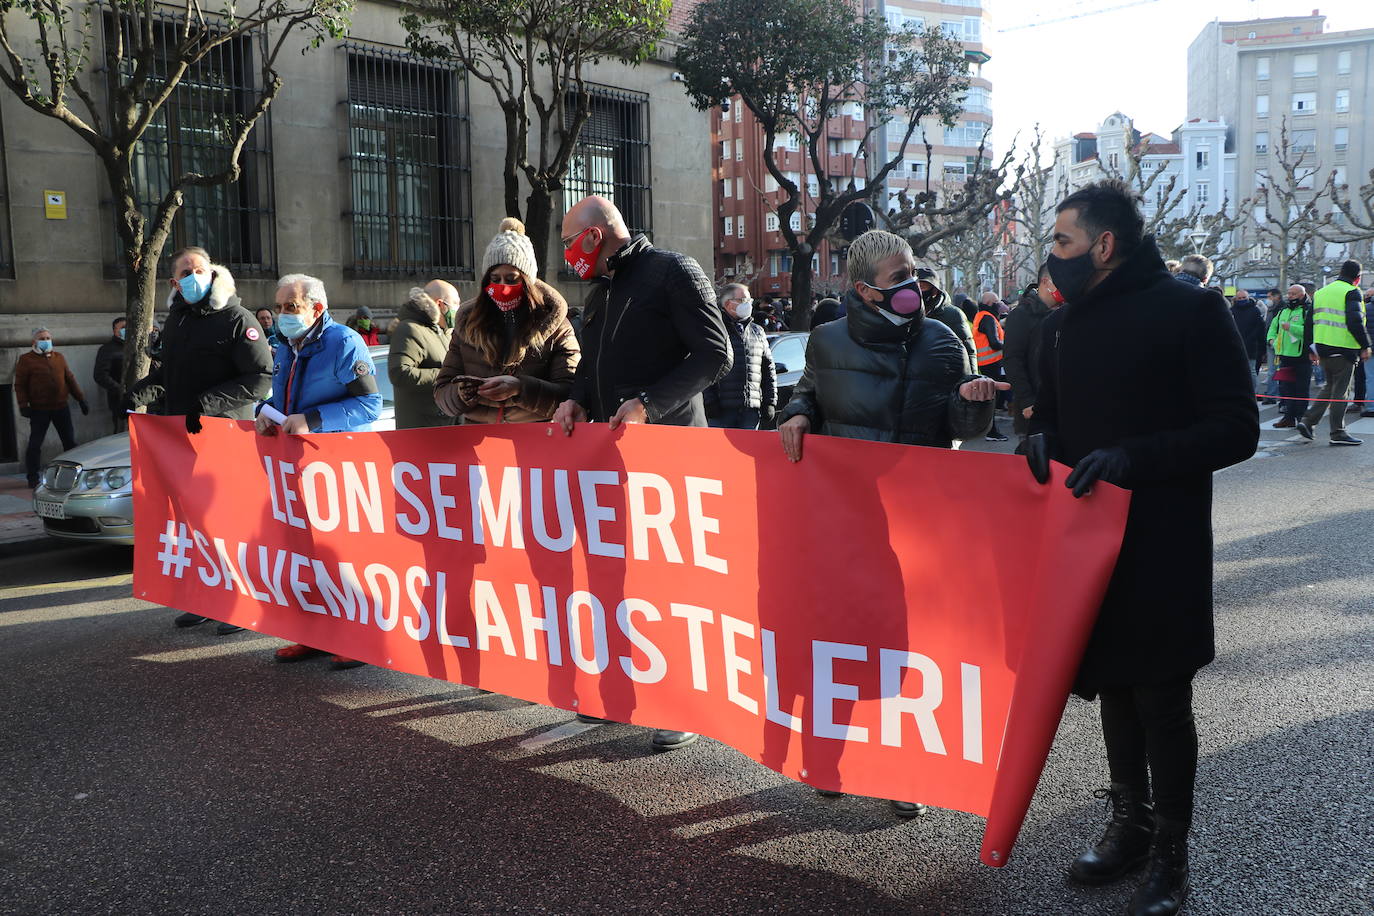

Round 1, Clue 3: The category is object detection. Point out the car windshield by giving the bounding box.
[368,347,394,407]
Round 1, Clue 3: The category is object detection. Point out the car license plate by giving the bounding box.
[35,500,66,520]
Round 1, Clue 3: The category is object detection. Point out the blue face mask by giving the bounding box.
[178,271,212,304]
[36,339,53,353]
[276,311,312,340]
[118,327,126,340]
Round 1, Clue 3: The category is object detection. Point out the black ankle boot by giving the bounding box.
[1128,819,1189,915]
[1069,783,1154,885]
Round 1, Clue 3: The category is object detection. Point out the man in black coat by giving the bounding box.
[1229,290,1267,391]
[704,283,776,429]
[1002,265,1059,452]
[93,316,127,433]
[553,195,730,753]
[1027,180,1258,916]
[555,195,731,435]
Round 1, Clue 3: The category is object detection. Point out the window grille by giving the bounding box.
[344,44,473,276]
[104,13,276,276]
[563,85,652,239]
[0,111,11,277]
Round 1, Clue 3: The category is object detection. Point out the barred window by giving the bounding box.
[345,44,473,276]
[563,85,652,239]
[106,14,275,276]
[0,110,12,278]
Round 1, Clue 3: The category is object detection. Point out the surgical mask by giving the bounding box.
[563,228,604,280]
[1046,238,1108,304]
[35,339,53,353]
[178,271,212,304]
[730,299,753,320]
[118,328,126,340]
[487,281,525,311]
[862,276,923,317]
[276,312,311,340]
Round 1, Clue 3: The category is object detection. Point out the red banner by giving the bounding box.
[131,415,1128,866]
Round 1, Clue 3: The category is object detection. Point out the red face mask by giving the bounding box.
[563,227,604,280]
[486,281,525,311]
[1050,287,1066,305]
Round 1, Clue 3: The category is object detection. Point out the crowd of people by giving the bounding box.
[23,178,1362,915]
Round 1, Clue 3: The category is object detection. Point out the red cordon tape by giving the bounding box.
[1257,394,1374,403]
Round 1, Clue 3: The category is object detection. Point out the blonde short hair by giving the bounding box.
[846,230,912,286]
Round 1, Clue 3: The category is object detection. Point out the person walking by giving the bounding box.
[553,194,730,751]
[388,283,454,429]
[434,219,579,424]
[1026,180,1258,916]
[93,317,127,434]
[1002,264,1059,452]
[15,328,88,488]
[971,295,1010,441]
[1266,285,1314,429]
[258,273,382,668]
[704,283,777,429]
[1297,260,1371,446]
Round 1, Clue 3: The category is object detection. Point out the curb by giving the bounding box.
[0,533,90,560]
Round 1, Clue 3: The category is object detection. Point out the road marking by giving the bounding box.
[517,720,602,751]
[0,600,154,627]
[133,637,281,663]
[0,573,132,600]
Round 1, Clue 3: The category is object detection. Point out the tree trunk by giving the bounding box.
[788,252,813,331]
[523,183,555,280]
[120,251,159,396]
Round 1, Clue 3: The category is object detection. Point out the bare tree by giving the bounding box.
[1251,120,1334,290]
[1094,120,1190,239]
[0,0,352,391]
[1155,195,1256,283]
[1005,125,1056,287]
[403,0,668,274]
[928,209,998,296]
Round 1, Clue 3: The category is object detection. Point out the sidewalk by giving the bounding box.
[0,473,52,552]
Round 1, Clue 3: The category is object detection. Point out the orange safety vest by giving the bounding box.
[972,309,1004,367]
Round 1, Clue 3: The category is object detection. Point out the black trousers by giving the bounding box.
[708,406,761,430]
[1277,355,1312,419]
[25,407,77,481]
[1098,676,1198,827]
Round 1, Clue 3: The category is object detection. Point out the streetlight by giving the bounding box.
[993,246,1006,298]
[1188,224,1208,254]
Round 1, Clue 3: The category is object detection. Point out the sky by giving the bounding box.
[985,0,1371,163]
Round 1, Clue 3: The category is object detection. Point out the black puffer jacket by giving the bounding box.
[1230,299,1267,362]
[779,292,991,446]
[705,316,776,415]
[127,266,272,419]
[570,235,731,426]
[1002,288,1053,408]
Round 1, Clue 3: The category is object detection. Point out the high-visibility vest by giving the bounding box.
[1312,279,1364,350]
[1268,304,1309,358]
[972,309,1004,366]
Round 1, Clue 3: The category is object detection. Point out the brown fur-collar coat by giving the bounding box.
[433,279,580,423]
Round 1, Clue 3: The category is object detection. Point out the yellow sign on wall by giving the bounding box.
[44,190,67,220]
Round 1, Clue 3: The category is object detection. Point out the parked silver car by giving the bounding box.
[32,345,396,545]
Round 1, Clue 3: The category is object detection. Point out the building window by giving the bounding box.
[1254,169,1267,190]
[766,212,779,232]
[830,252,839,275]
[1334,166,1347,187]
[0,110,12,278]
[1195,183,1209,207]
[788,211,801,232]
[1293,54,1318,77]
[735,138,744,161]
[943,162,968,182]
[1255,131,1269,154]
[1337,50,1352,75]
[911,160,927,178]
[1256,57,1270,80]
[769,252,779,276]
[1256,94,1269,117]
[721,140,729,161]
[781,251,793,273]
[724,216,733,237]
[1291,129,1316,152]
[736,177,745,200]
[111,13,277,275]
[564,84,652,239]
[1291,92,1317,113]
[1334,127,1349,151]
[806,175,819,198]
[1335,89,1350,112]
[764,174,777,193]
[737,215,745,239]
[1195,148,1210,169]
[733,103,742,124]
[964,86,992,115]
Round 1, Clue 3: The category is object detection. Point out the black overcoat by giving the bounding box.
[1032,238,1259,694]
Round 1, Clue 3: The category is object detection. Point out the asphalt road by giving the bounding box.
[1,407,1371,915]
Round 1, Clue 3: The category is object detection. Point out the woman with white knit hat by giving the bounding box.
[433,218,580,423]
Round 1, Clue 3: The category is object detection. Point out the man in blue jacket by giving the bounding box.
[256,272,381,668]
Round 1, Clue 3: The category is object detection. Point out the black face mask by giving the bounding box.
[1046,236,1106,303]
[1287,298,1304,307]
[864,277,924,317]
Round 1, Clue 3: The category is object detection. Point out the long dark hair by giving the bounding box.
[457,266,547,368]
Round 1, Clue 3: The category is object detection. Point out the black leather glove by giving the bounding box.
[185,410,203,435]
[19,406,31,419]
[760,407,776,429]
[1064,447,1130,499]
[1025,432,1051,484]
[78,401,90,416]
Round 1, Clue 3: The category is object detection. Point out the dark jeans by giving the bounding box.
[104,390,127,434]
[1277,355,1312,418]
[25,406,77,482]
[980,361,1006,433]
[1099,676,1199,827]
[1355,359,1367,407]
[1302,356,1356,432]
[708,406,761,430]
